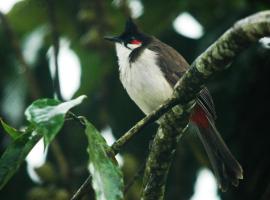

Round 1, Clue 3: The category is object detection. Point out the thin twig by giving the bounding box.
[66,112,86,128]
[111,97,178,154]
[71,175,92,200]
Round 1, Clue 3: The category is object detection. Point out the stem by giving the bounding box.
[71,175,92,200]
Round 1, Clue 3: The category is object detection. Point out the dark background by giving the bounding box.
[0,0,270,199]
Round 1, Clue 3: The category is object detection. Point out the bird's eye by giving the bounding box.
[130,39,142,45]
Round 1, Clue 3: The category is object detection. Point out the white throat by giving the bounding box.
[115,43,173,115]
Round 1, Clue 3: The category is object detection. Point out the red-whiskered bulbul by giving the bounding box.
[105,18,243,191]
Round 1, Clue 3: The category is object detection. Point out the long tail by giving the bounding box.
[191,106,243,191]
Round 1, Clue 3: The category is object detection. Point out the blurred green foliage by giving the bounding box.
[0,0,270,200]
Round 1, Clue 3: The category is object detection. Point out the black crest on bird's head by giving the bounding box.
[104,17,151,47]
[118,18,151,44]
[124,17,139,35]
[103,17,152,62]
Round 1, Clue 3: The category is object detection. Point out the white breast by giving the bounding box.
[115,43,173,115]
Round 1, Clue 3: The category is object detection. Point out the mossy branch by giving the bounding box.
[141,11,270,200]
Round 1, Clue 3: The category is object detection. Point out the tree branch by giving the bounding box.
[141,11,270,200]
[46,0,63,101]
[0,11,41,99]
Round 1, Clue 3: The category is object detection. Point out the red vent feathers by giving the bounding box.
[191,106,209,129]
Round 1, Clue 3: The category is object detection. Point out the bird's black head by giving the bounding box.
[104,18,150,48]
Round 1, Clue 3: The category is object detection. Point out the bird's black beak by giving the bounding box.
[104,36,122,43]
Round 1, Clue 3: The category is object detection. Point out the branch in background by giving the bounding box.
[261,180,270,200]
[141,11,270,200]
[0,11,40,99]
[46,0,63,101]
[118,0,132,18]
[44,0,75,186]
[50,140,70,182]
[124,160,146,194]
[93,0,107,35]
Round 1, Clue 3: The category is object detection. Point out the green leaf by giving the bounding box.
[25,95,86,145]
[0,96,86,190]
[0,132,42,189]
[0,119,21,139]
[84,118,124,200]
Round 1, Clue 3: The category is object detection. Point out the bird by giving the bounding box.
[104,18,243,191]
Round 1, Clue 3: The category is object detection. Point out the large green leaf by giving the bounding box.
[25,95,86,145]
[0,132,42,189]
[84,118,124,200]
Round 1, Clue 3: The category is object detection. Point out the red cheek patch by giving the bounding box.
[130,39,142,45]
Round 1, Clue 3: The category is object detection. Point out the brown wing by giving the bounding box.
[148,37,217,119]
[148,37,189,86]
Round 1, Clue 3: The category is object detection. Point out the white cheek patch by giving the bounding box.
[115,43,131,59]
[127,43,142,49]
